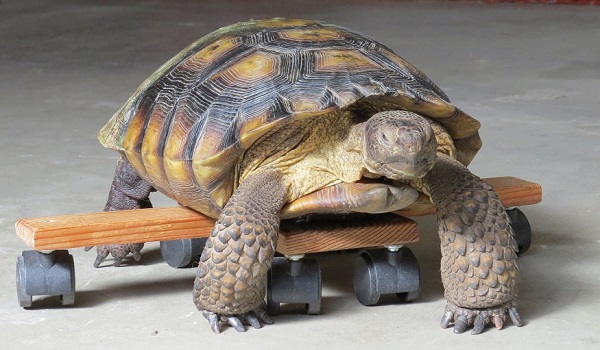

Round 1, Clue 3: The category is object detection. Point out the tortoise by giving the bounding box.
[92,18,523,334]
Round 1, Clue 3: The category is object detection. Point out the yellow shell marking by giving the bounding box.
[291,99,321,113]
[315,49,380,72]
[141,112,171,191]
[121,110,145,152]
[278,27,344,42]
[238,117,281,149]
[191,36,239,64]
[163,158,191,184]
[220,51,279,86]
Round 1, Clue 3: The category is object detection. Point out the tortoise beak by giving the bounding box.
[387,155,434,179]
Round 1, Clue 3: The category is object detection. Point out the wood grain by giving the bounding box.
[396,176,542,217]
[278,214,418,256]
[16,206,214,251]
[15,176,541,253]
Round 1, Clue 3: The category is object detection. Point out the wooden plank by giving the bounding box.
[278,214,418,256]
[15,209,419,254]
[486,176,543,207]
[16,176,541,252]
[396,176,542,217]
[15,207,214,251]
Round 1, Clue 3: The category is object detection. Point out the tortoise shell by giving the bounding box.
[99,18,482,218]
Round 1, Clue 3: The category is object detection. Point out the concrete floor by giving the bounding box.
[1,0,599,348]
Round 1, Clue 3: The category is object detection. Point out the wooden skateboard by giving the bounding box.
[15,176,542,310]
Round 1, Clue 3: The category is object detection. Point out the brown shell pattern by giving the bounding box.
[99,18,482,218]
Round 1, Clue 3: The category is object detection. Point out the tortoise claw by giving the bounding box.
[85,244,144,267]
[453,315,468,334]
[440,309,453,329]
[227,317,246,332]
[132,250,142,262]
[508,306,524,327]
[92,248,109,268]
[441,302,523,335]
[493,314,505,330]
[203,311,221,334]
[113,256,124,267]
[471,314,486,335]
[245,314,262,329]
[200,303,273,333]
[254,306,274,325]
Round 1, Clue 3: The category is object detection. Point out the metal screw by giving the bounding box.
[386,245,403,252]
[287,254,305,262]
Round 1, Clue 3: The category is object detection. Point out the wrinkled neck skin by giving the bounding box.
[342,123,387,179]
[418,154,470,204]
[408,164,435,197]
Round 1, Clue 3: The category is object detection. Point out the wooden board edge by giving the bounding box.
[15,176,542,251]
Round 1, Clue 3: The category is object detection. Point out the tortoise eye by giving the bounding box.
[380,131,392,145]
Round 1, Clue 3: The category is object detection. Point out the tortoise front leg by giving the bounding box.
[280,182,419,218]
[422,154,524,334]
[194,168,287,333]
[86,156,154,267]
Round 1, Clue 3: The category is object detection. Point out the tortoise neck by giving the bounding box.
[342,121,380,179]
[342,121,365,152]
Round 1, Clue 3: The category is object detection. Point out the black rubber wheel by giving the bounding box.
[354,247,420,306]
[267,257,322,315]
[61,252,76,306]
[61,292,75,306]
[160,238,207,268]
[507,208,532,255]
[305,301,320,315]
[396,290,420,303]
[16,250,76,307]
[354,252,380,306]
[266,294,280,316]
[16,255,32,308]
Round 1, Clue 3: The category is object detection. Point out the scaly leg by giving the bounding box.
[421,154,523,334]
[193,168,287,333]
[86,156,154,267]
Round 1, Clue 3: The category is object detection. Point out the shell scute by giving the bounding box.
[191,36,241,67]
[277,27,346,42]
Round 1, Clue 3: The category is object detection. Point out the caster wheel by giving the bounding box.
[160,238,207,268]
[16,250,75,307]
[267,257,322,315]
[16,256,32,308]
[507,208,532,255]
[267,296,281,315]
[354,252,379,306]
[396,290,420,303]
[354,247,420,306]
[61,292,75,306]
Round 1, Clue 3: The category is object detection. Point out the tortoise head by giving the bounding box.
[363,111,437,181]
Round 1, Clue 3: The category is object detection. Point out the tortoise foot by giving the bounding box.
[201,303,274,333]
[440,302,524,335]
[85,243,143,268]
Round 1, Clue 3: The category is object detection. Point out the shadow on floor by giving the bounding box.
[23,274,195,310]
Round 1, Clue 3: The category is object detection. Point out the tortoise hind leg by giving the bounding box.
[194,168,287,333]
[103,156,153,212]
[86,156,154,267]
